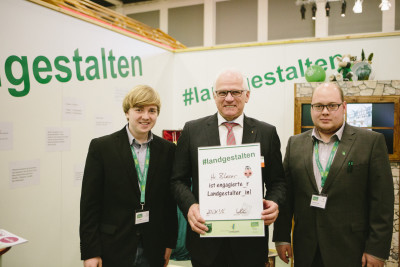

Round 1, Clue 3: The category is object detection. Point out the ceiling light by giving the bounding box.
[325,2,330,17]
[379,0,391,11]
[300,4,306,20]
[312,3,317,20]
[341,0,346,17]
[353,0,363,13]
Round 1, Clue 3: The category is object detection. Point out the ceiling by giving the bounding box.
[91,0,150,8]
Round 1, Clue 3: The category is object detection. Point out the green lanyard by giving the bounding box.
[314,140,339,188]
[130,145,150,204]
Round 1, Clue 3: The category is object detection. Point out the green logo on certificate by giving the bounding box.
[251,222,259,227]
[205,223,212,233]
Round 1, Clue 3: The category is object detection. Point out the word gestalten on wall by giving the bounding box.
[0,48,143,97]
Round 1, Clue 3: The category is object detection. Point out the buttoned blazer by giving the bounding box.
[273,123,394,267]
[80,127,178,267]
[171,113,285,266]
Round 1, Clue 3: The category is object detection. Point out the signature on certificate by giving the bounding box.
[235,208,248,215]
[234,203,252,216]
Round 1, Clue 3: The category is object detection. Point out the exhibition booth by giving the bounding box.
[0,0,399,266]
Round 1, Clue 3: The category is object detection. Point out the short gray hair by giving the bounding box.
[213,69,249,91]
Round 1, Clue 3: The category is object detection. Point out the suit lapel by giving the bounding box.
[303,132,319,192]
[322,124,356,192]
[242,115,257,144]
[116,127,141,201]
[205,113,221,146]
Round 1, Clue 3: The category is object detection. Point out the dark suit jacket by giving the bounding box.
[171,113,286,266]
[273,124,394,267]
[80,127,178,267]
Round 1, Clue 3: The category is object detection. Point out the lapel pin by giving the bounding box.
[251,131,254,134]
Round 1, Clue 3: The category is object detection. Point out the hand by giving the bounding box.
[83,257,102,267]
[163,248,172,267]
[187,203,208,234]
[261,200,279,225]
[276,244,292,264]
[362,253,384,267]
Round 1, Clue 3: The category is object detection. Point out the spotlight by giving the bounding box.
[341,0,346,17]
[353,0,363,13]
[311,3,317,20]
[301,4,306,20]
[325,2,330,17]
[379,0,391,11]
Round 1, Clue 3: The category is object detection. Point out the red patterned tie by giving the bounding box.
[223,122,239,145]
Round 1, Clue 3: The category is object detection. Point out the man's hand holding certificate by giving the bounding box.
[198,144,265,237]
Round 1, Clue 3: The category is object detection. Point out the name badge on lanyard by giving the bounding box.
[135,209,150,224]
[310,194,328,209]
[131,145,150,224]
[311,140,338,209]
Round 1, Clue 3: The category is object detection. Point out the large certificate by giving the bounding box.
[198,144,264,237]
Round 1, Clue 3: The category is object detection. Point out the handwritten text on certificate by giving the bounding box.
[198,144,263,223]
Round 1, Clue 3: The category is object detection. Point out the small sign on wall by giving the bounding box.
[0,122,13,151]
[74,162,84,187]
[46,128,71,152]
[9,159,40,189]
[62,97,85,121]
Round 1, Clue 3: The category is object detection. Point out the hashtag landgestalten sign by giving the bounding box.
[181,53,342,106]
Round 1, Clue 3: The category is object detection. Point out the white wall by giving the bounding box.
[1,1,400,266]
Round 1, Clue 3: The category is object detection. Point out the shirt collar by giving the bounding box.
[217,112,244,127]
[312,121,345,143]
[125,124,153,147]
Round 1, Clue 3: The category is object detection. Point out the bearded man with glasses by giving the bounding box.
[273,83,394,267]
[171,69,286,267]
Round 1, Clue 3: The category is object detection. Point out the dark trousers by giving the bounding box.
[310,245,325,267]
[191,239,265,267]
[133,239,151,267]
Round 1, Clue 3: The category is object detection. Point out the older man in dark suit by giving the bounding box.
[80,85,178,267]
[273,83,394,267]
[171,69,286,267]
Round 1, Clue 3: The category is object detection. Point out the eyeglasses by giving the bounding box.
[311,103,343,112]
[215,90,245,98]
